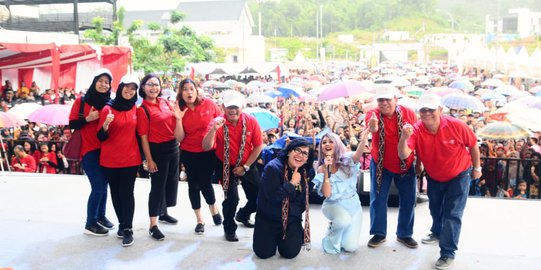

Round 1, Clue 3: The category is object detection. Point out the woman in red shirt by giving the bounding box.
[97,74,141,247]
[177,78,223,234]
[137,74,183,241]
[68,68,115,236]
[37,142,57,174]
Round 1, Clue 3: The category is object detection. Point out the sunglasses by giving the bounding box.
[377,98,392,103]
[419,108,436,114]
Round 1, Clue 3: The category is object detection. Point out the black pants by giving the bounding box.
[182,150,217,210]
[253,214,304,259]
[103,166,138,229]
[218,163,260,234]
[148,140,179,217]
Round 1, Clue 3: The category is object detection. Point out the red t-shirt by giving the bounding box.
[210,113,263,164]
[366,105,416,174]
[407,116,477,182]
[180,98,222,153]
[11,154,36,172]
[98,105,142,168]
[68,96,102,157]
[136,98,177,143]
[37,151,57,174]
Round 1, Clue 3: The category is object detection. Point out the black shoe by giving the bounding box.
[159,214,178,225]
[225,233,239,242]
[84,223,109,236]
[235,215,254,228]
[122,229,134,247]
[97,217,115,230]
[116,228,124,239]
[397,237,419,249]
[149,225,165,241]
[212,212,223,225]
[195,223,205,234]
[367,235,386,248]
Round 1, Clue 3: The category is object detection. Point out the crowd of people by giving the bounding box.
[1,62,541,269]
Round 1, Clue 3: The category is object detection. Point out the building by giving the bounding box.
[485,8,541,40]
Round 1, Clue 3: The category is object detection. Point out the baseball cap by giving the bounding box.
[417,93,442,110]
[120,74,140,89]
[374,84,398,99]
[221,90,245,108]
[94,68,113,81]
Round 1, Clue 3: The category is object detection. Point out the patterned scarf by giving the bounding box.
[222,117,247,199]
[376,106,406,193]
[281,163,311,251]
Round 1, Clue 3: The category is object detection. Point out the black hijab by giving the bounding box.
[85,70,112,110]
[108,82,138,111]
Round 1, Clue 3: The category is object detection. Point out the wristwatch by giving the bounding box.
[474,166,482,172]
[243,164,250,172]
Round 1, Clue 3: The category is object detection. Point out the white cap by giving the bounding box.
[374,84,398,99]
[120,73,139,89]
[417,94,442,110]
[94,68,113,81]
[221,90,245,108]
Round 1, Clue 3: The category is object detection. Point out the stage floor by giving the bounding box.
[1,172,540,270]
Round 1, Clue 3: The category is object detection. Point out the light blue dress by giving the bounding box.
[313,152,362,254]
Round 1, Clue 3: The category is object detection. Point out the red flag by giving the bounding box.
[276,65,281,83]
[190,67,195,80]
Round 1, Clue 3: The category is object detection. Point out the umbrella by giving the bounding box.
[390,77,412,87]
[506,108,541,131]
[477,121,532,140]
[441,94,486,111]
[448,80,474,92]
[403,86,425,97]
[317,80,370,101]
[8,103,42,120]
[243,107,280,131]
[494,85,521,96]
[277,84,305,97]
[529,85,541,94]
[263,90,283,98]
[425,87,463,97]
[474,88,493,96]
[246,93,275,104]
[0,111,28,128]
[480,78,505,88]
[480,93,507,103]
[27,104,73,126]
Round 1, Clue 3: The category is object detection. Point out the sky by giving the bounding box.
[116,0,182,11]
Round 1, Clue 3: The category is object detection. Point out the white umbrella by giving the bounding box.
[480,78,505,88]
[246,93,275,104]
[506,108,541,131]
[8,102,42,119]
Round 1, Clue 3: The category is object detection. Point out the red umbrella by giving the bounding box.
[317,80,370,101]
[27,104,73,126]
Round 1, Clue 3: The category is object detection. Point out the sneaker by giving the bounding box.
[397,237,418,249]
[435,257,454,270]
[97,217,115,230]
[122,229,134,247]
[84,223,109,236]
[421,233,439,244]
[195,223,205,234]
[367,235,386,248]
[212,212,223,225]
[159,214,178,225]
[116,228,124,239]
[149,225,165,241]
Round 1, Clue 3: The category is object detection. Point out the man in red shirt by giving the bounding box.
[203,90,264,242]
[398,94,482,270]
[365,84,418,249]
[11,145,37,172]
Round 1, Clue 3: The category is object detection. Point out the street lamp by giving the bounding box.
[436,9,455,32]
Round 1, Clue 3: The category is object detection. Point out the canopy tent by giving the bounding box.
[0,42,131,96]
[188,62,285,81]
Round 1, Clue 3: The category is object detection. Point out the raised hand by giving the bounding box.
[86,107,100,122]
[173,103,187,121]
[368,113,378,132]
[401,123,413,140]
[211,116,225,131]
[290,167,301,186]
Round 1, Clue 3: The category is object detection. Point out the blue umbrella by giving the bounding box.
[263,90,282,98]
[480,93,507,103]
[277,84,305,97]
[449,80,474,92]
[244,107,280,131]
[494,85,520,96]
[441,94,486,112]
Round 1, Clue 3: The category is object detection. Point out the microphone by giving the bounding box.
[325,155,332,178]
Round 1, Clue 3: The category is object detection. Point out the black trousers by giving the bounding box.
[102,166,138,229]
[182,150,217,210]
[148,140,179,217]
[218,163,260,234]
[253,214,304,259]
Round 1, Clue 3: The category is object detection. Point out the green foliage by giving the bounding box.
[147,22,161,31]
[170,10,186,24]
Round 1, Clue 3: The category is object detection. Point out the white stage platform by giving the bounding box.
[1,172,540,270]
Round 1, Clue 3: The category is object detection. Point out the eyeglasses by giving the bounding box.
[419,108,436,114]
[377,98,392,103]
[225,105,240,110]
[293,148,309,158]
[145,83,160,87]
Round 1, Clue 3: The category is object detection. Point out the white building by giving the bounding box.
[123,0,264,63]
[485,8,541,39]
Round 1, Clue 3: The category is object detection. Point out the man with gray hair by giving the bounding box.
[398,93,482,269]
[11,145,36,173]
